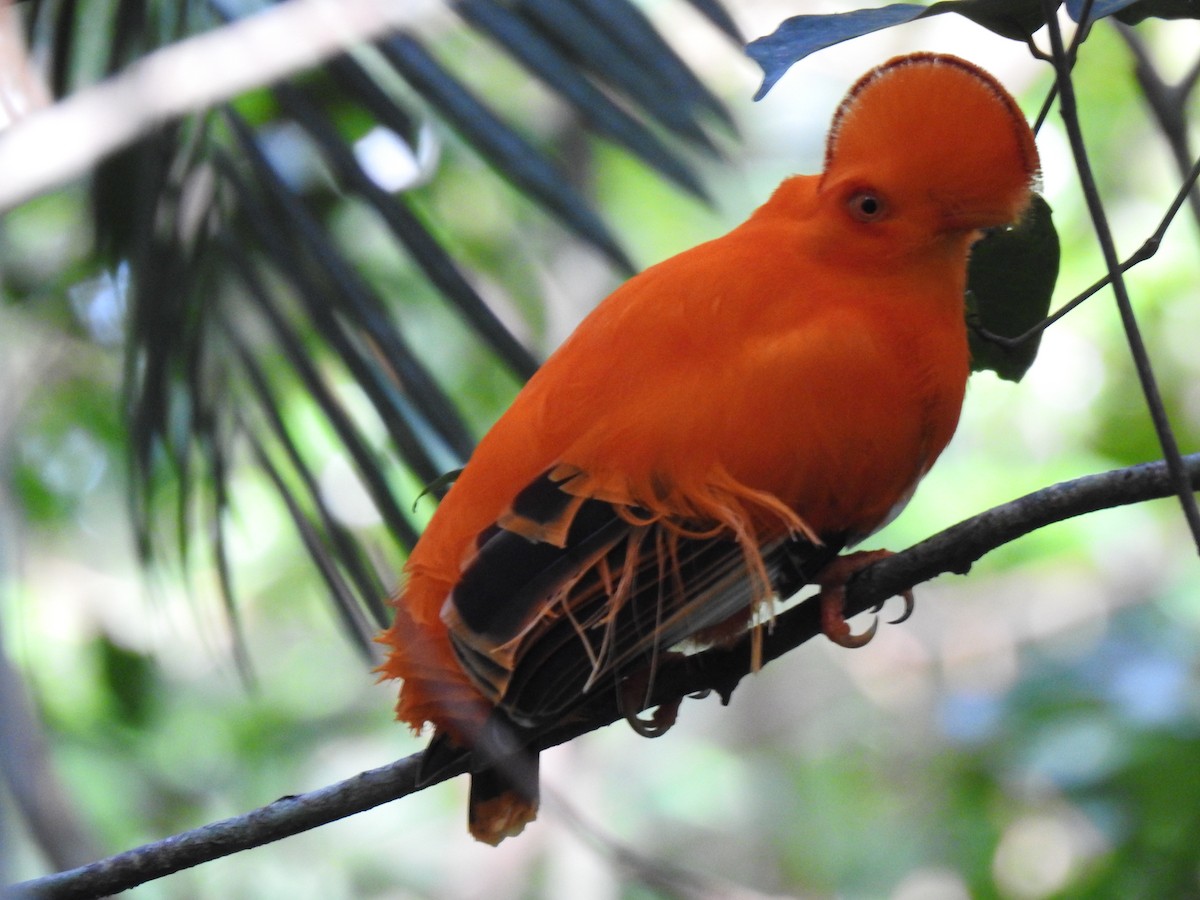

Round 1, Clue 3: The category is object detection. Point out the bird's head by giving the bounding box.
[818,53,1040,251]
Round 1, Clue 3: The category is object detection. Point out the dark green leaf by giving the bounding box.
[748,5,927,100]
[927,0,1049,40]
[1067,0,1141,19]
[748,1,1052,100]
[1114,0,1200,22]
[967,193,1060,382]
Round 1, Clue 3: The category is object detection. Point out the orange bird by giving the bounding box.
[379,52,1039,844]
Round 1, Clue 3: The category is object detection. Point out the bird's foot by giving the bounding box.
[619,668,683,738]
[814,550,914,649]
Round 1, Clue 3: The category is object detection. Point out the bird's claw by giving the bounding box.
[619,670,682,738]
[622,696,681,738]
[829,611,879,649]
[815,550,913,648]
[888,589,916,625]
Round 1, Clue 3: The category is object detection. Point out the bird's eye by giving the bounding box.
[847,191,887,223]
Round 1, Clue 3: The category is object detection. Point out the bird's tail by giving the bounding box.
[468,754,539,846]
[419,713,540,846]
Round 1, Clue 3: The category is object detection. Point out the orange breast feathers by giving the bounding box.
[377,52,1039,840]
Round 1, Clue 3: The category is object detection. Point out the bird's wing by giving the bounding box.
[441,465,845,728]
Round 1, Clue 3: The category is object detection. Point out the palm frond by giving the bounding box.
[456,0,711,200]
[20,0,739,649]
[375,32,637,273]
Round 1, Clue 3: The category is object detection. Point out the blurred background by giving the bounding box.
[2,1,1199,897]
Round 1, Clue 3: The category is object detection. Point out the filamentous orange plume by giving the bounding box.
[378,52,1040,844]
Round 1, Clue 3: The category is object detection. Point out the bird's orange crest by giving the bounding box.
[825,53,1040,230]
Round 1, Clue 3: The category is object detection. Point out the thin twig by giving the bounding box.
[1032,81,1058,133]
[13,453,1200,900]
[1040,0,1200,553]
[1116,24,1200,232]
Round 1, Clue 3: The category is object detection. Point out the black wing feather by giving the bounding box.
[444,469,846,729]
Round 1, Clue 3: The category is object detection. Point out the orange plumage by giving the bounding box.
[378,53,1039,844]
